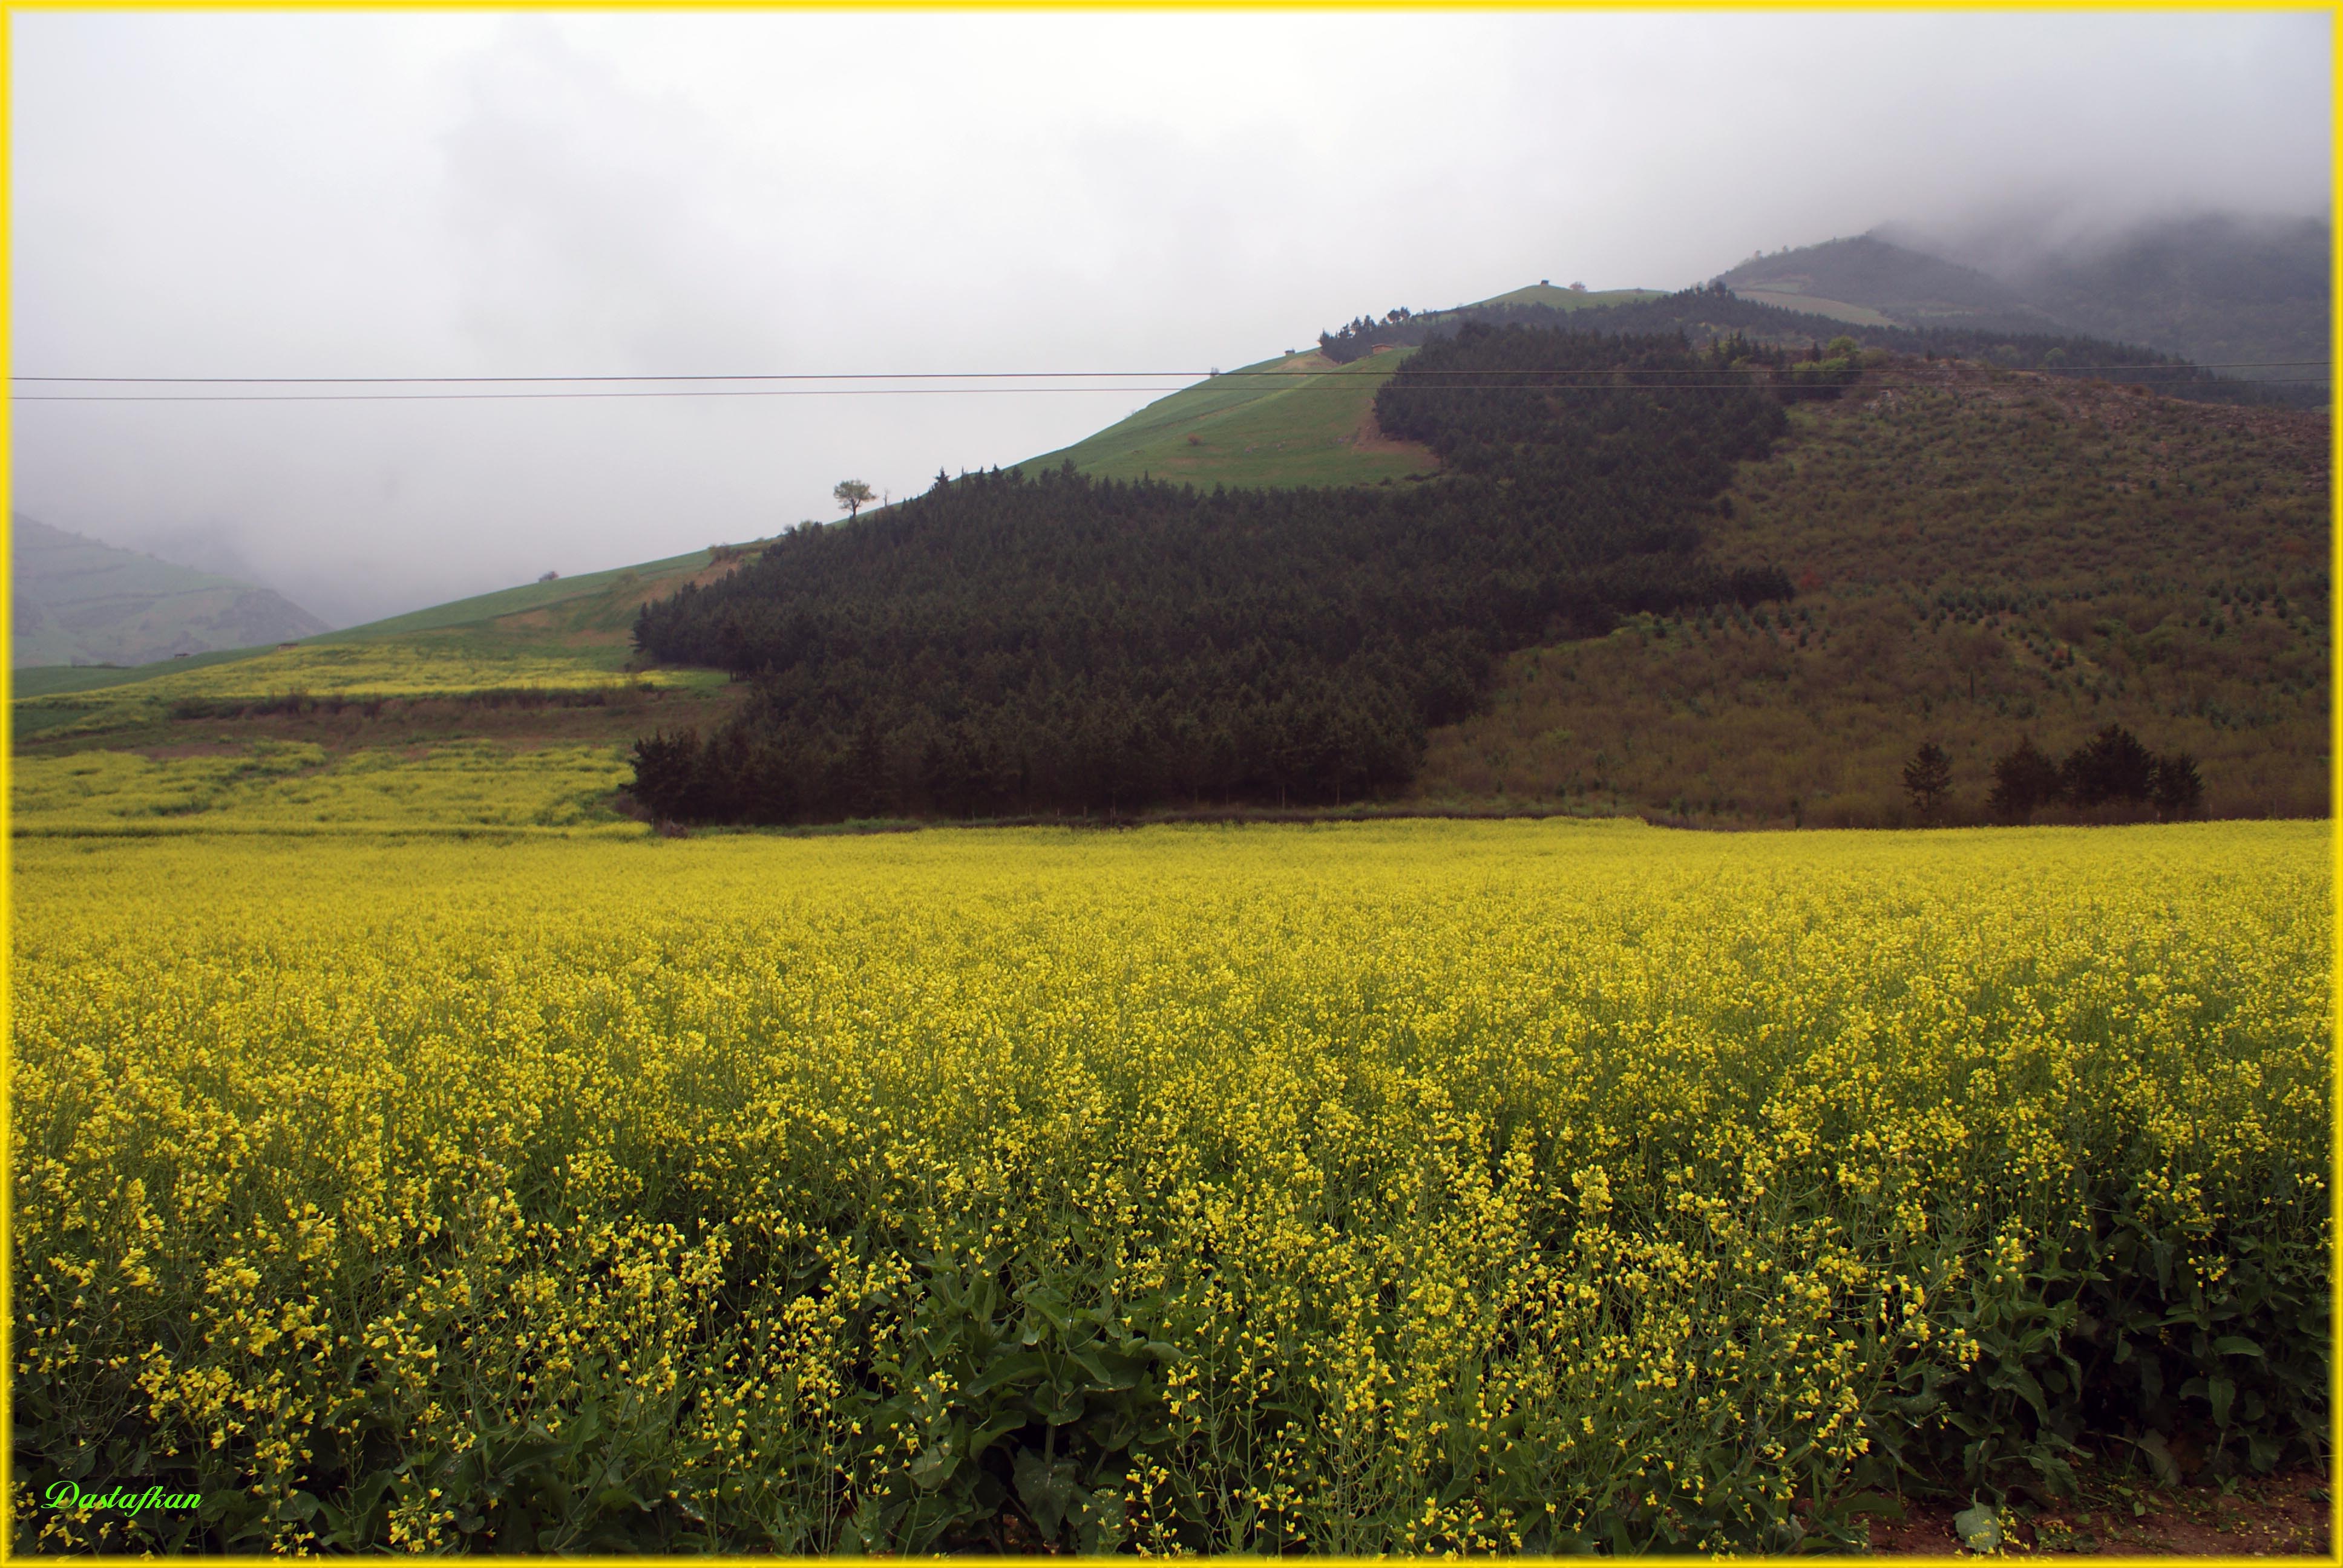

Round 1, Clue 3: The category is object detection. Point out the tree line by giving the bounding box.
[1319,284,2319,408]
[629,324,1794,824]
[1902,725,2206,824]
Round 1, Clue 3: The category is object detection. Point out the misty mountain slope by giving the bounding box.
[1722,216,2332,382]
[10,515,329,669]
[1989,214,2332,381]
[1415,358,2328,825]
[1717,235,2048,329]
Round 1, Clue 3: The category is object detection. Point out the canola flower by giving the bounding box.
[13,641,689,744]
[10,818,2328,1552]
[11,742,635,837]
[21,641,679,711]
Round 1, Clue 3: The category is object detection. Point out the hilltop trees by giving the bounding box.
[833,479,874,520]
[1315,284,2310,407]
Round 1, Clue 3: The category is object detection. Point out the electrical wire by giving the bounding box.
[14,375,2330,403]
[11,358,2328,386]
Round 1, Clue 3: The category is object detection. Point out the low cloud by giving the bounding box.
[11,10,2328,627]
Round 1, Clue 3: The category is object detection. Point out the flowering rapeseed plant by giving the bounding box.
[10,819,2327,1551]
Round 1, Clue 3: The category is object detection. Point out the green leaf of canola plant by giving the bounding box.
[907,1443,960,1491]
[1013,1449,1078,1539]
[2135,1431,2182,1486]
[1953,1503,2002,1553]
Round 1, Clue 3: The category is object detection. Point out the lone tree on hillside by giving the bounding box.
[833,479,875,521]
[1902,741,1953,823]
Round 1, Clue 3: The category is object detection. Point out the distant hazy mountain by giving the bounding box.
[1985,214,2330,382]
[11,515,329,668]
[1717,214,2329,384]
[1717,235,2053,332]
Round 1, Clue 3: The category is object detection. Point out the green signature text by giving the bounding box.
[45,1481,203,1515]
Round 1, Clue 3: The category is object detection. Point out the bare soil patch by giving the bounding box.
[1346,402,1436,461]
[1872,1467,2330,1557]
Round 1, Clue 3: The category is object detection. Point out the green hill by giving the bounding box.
[11,515,329,668]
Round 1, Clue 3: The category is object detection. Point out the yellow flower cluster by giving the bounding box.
[27,640,679,711]
[14,639,698,744]
[10,819,2326,1551]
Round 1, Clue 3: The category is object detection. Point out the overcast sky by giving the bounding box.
[11,10,2331,627]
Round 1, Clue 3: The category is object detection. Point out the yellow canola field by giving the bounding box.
[10,820,2329,1553]
[11,742,635,836]
[13,642,689,742]
[28,641,680,708]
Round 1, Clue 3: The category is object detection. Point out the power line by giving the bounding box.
[11,387,1207,403]
[10,358,2328,385]
[14,377,2330,403]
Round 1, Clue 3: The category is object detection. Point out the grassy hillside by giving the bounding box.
[1022,286,1666,490]
[11,515,328,668]
[1414,358,2330,825]
[1020,350,1432,488]
[1466,284,1662,312]
[306,546,717,641]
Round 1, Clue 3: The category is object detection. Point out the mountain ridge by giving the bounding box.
[10,515,330,670]
[1719,214,2330,379]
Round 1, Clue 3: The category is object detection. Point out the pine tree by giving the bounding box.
[2151,751,2205,819]
[1987,737,2063,823]
[1902,742,1953,823]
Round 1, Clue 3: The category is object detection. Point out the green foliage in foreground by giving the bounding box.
[12,822,2327,1552]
